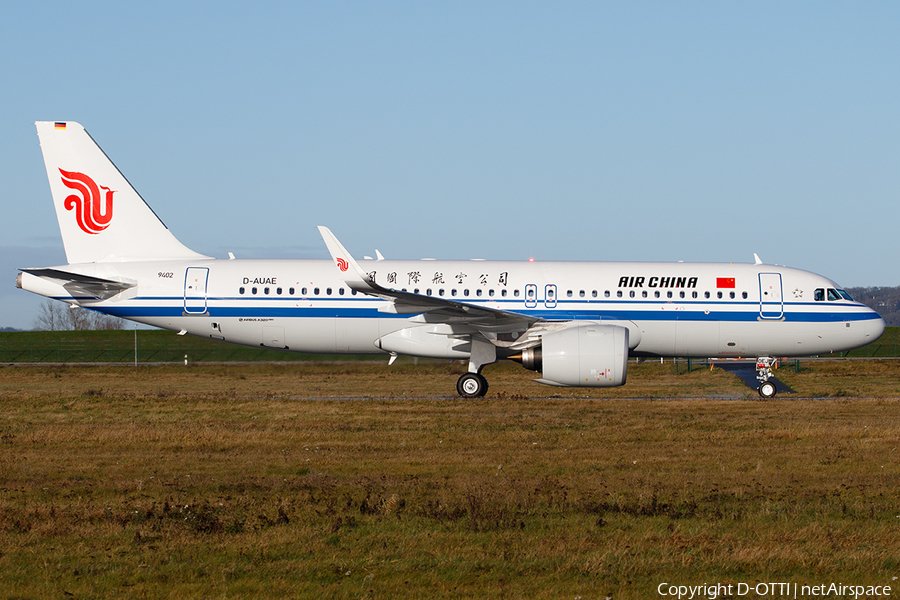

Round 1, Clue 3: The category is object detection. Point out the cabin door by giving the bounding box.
[184,267,209,315]
[758,273,783,319]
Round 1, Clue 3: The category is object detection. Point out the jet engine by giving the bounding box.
[513,323,629,387]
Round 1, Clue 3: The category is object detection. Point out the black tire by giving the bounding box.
[758,380,777,398]
[457,373,488,398]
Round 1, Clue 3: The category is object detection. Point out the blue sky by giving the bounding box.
[2,2,898,329]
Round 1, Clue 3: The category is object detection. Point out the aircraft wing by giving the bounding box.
[317,226,540,335]
[19,268,136,300]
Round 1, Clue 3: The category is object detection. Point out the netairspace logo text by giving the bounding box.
[657,582,892,599]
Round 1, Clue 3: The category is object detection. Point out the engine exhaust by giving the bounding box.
[509,347,542,372]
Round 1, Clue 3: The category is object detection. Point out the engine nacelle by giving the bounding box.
[518,324,629,387]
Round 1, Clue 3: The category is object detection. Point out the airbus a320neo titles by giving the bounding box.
[18,122,885,398]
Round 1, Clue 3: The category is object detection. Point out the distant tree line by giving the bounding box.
[847,286,900,327]
[33,300,126,331]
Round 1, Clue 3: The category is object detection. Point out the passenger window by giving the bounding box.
[289,287,295,295]
[642,291,648,298]
[567,290,573,298]
[476,289,482,297]
[277,287,282,295]
[302,287,307,295]
[501,290,507,297]
[679,291,685,299]
[729,291,735,299]
[489,289,495,297]
[617,291,623,298]
[604,290,610,298]
[314,287,320,295]
[579,290,585,298]
[264,287,270,295]
[654,291,660,298]
[239,287,245,295]
[814,288,825,302]
[717,291,723,299]
[704,291,710,299]
[339,288,345,295]
[692,291,697,299]
[742,291,748,299]
[514,289,520,297]
[252,287,258,295]
[439,289,445,296]
[667,291,673,299]
[592,290,598,298]
[451,289,457,297]
[629,290,635,298]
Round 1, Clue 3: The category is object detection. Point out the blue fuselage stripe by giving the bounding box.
[98,296,880,324]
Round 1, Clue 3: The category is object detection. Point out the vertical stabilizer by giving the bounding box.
[35,121,209,264]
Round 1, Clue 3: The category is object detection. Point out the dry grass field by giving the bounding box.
[1,360,899,599]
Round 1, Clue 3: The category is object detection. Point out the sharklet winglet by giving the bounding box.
[317,226,378,293]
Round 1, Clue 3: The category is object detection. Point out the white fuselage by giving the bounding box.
[19,257,885,359]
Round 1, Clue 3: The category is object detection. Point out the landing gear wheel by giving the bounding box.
[457,373,488,398]
[758,380,777,399]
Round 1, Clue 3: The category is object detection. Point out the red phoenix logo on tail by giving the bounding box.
[336,258,349,272]
[58,168,115,234]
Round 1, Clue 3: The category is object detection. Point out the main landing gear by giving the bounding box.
[457,336,496,399]
[457,373,489,398]
[756,357,777,398]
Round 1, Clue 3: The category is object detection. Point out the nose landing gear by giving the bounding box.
[756,357,777,398]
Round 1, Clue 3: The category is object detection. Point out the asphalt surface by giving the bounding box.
[715,361,795,394]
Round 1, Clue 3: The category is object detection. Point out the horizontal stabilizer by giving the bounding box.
[20,267,135,300]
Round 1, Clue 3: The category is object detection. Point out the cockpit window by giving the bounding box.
[814,288,824,302]
[838,289,853,301]
[827,288,842,301]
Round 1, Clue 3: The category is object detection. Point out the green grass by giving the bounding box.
[0,363,899,598]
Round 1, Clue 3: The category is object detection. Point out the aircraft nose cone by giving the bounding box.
[867,314,886,343]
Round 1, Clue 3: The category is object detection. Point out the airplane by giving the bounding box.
[17,121,886,398]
